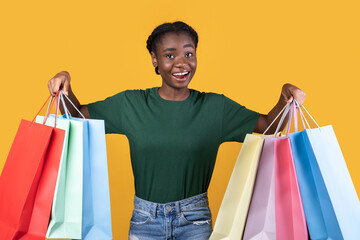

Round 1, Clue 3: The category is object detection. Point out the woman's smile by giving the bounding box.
[172,71,190,82]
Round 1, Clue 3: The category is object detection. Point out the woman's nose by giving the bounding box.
[174,56,187,67]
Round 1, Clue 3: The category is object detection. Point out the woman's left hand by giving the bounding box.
[281,83,306,106]
[254,83,306,134]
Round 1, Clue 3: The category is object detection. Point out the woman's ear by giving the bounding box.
[151,52,157,68]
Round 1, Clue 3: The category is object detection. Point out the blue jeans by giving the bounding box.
[129,192,213,240]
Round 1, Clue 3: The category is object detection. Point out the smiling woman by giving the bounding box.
[47,21,306,240]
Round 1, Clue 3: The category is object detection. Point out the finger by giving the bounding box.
[287,96,294,103]
[301,92,306,105]
[53,77,63,95]
[47,80,53,96]
[295,91,305,106]
[63,79,70,96]
[48,79,57,96]
[297,97,304,106]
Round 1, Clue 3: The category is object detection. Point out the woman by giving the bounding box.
[48,21,305,240]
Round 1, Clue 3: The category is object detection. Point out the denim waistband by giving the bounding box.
[133,192,209,218]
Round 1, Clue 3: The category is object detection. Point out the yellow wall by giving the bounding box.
[1,0,359,239]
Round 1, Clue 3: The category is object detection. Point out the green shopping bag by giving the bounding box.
[36,116,88,239]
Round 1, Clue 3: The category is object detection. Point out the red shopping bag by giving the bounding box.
[0,94,65,240]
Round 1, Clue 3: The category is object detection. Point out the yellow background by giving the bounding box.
[1,0,359,239]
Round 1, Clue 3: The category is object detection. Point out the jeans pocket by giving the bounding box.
[130,209,151,225]
[180,207,212,225]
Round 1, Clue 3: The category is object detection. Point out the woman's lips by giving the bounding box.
[172,71,190,81]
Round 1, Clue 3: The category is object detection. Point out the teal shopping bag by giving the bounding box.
[43,116,88,239]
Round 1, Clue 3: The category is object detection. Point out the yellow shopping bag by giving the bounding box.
[210,134,265,240]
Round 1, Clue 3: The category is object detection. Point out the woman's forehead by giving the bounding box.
[157,32,195,47]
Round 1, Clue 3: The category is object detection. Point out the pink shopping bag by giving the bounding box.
[274,102,307,240]
[244,102,308,240]
[243,137,276,240]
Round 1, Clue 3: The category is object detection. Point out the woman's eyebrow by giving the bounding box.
[163,44,194,52]
[183,44,194,49]
[163,48,176,52]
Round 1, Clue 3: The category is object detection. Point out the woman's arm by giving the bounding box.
[253,83,305,134]
[47,71,91,118]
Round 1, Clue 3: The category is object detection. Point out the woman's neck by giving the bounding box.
[158,86,190,101]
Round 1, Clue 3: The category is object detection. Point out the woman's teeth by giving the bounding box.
[173,72,189,76]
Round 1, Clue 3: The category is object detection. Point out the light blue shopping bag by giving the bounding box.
[304,125,360,239]
[58,91,113,239]
[67,116,113,240]
[290,104,360,240]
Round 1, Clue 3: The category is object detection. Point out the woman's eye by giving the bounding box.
[186,52,193,57]
[166,54,174,59]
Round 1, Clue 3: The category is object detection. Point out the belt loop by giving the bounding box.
[175,201,181,218]
[152,203,157,218]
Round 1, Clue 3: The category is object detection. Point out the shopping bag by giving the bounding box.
[274,136,308,240]
[244,103,307,240]
[243,137,276,240]
[58,91,113,239]
[290,112,342,239]
[0,120,53,239]
[271,102,307,240]
[24,120,67,240]
[45,116,87,239]
[63,116,113,240]
[290,105,360,239]
[210,134,264,240]
[305,126,360,239]
[0,95,65,240]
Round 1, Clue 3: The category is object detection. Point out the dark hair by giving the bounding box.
[146,21,199,56]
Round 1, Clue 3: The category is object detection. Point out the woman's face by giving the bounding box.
[151,32,197,91]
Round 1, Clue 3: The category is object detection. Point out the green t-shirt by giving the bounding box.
[88,87,259,203]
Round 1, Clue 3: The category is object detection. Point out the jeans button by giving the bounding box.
[166,206,172,211]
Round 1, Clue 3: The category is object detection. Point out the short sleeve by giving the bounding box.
[221,95,259,143]
[87,91,126,134]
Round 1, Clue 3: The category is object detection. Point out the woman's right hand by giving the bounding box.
[48,71,71,96]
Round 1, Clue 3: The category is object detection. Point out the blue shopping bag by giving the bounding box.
[290,130,342,240]
[68,116,113,240]
[58,92,113,240]
[290,104,360,240]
